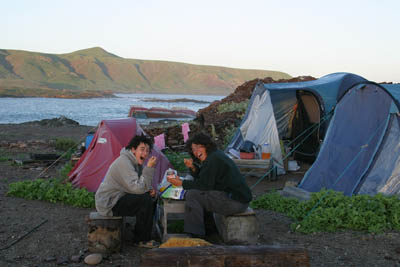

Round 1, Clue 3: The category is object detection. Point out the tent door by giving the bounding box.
[290,91,321,163]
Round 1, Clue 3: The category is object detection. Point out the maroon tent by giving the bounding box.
[69,118,172,192]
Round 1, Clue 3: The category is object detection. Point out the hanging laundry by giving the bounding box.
[154,133,165,150]
[182,122,190,143]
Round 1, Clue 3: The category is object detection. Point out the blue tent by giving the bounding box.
[299,82,400,196]
[226,72,367,171]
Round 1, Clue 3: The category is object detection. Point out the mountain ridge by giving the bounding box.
[0,47,292,97]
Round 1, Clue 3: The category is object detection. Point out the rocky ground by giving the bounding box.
[1,76,400,266]
[1,122,399,267]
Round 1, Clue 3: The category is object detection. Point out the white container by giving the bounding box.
[261,143,271,160]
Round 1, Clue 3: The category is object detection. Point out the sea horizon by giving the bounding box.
[0,93,224,126]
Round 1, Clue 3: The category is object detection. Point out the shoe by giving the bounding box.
[135,240,160,249]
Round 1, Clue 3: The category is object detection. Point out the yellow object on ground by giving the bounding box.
[159,237,212,248]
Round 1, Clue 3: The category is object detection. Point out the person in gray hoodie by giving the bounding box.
[95,134,158,247]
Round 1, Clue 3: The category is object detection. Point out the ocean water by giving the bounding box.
[0,93,224,126]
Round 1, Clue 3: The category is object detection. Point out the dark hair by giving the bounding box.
[126,134,153,150]
[186,132,217,159]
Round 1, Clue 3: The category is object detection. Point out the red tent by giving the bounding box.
[69,118,172,192]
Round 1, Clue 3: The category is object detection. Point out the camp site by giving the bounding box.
[2,73,400,266]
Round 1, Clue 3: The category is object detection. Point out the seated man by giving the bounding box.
[95,134,158,247]
[167,132,252,238]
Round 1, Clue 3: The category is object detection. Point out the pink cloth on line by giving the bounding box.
[154,134,165,150]
[182,122,190,143]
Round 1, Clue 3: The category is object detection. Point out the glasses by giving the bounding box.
[191,144,205,152]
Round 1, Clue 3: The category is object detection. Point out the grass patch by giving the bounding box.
[250,189,400,234]
[7,177,95,208]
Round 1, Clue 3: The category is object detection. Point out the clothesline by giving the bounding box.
[153,122,191,150]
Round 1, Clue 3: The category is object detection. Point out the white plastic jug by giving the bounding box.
[261,143,271,160]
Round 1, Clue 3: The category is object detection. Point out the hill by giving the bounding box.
[0,47,291,97]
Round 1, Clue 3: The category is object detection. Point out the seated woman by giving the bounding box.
[95,134,159,248]
[167,132,252,237]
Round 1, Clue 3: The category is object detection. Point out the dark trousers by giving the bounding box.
[184,190,248,236]
[112,192,154,242]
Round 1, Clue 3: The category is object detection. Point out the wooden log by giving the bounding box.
[87,212,123,254]
[140,245,309,267]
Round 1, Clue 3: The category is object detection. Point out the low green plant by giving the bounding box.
[250,189,400,234]
[0,155,9,162]
[223,124,238,149]
[7,178,95,208]
[60,162,73,179]
[217,100,249,114]
[164,151,188,173]
[55,138,77,151]
[0,149,10,162]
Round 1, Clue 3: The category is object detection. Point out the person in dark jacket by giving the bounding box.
[167,132,252,237]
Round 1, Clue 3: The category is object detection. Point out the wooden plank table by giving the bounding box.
[233,158,274,179]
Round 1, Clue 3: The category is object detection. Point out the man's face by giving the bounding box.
[132,142,150,165]
[191,143,207,162]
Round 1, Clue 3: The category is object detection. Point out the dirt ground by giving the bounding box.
[1,122,400,267]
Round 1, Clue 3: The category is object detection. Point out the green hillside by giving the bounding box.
[0,47,291,97]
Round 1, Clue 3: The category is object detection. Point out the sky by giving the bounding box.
[2,0,400,82]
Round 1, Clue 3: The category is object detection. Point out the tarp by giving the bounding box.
[299,82,400,196]
[68,118,172,192]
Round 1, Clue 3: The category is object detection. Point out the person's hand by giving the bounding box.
[147,156,157,167]
[149,189,156,197]
[167,175,183,187]
[184,158,195,171]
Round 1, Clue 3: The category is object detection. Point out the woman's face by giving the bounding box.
[191,143,207,162]
[132,142,150,165]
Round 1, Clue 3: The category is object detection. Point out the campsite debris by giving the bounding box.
[140,245,310,267]
[84,253,103,265]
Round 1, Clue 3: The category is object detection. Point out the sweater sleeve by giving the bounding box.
[182,154,220,190]
[113,157,154,194]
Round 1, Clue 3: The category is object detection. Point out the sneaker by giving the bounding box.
[135,240,160,249]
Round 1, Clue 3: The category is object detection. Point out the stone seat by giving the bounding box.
[87,211,124,254]
[214,207,259,245]
[89,211,122,220]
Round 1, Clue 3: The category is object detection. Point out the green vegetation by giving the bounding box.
[7,178,95,208]
[55,138,77,151]
[223,124,238,149]
[7,161,95,208]
[217,100,249,115]
[55,138,78,159]
[0,47,292,97]
[0,149,10,162]
[164,150,189,173]
[250,189,400,234]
